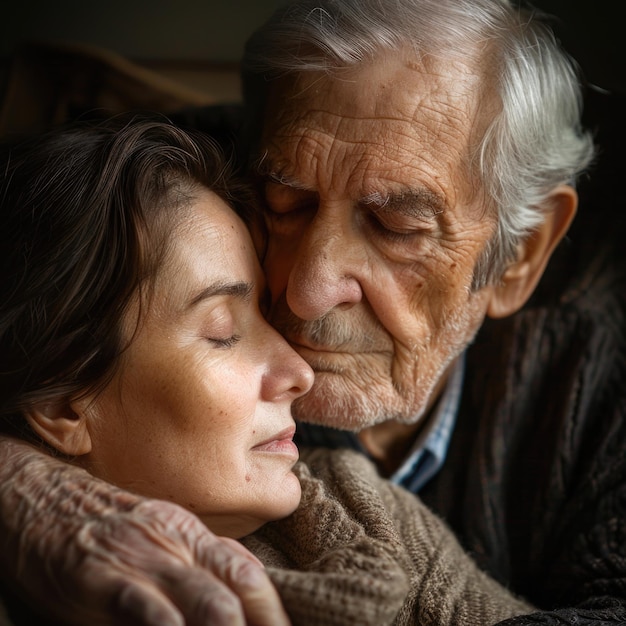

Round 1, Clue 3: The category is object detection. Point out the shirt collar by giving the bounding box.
[390,353,465,491]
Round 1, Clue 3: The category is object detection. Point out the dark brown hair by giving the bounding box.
[0,114,255,429]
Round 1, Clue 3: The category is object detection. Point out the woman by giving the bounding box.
[0,116,532,625]
[0,115,313,541]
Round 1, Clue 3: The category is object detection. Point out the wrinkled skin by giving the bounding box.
[0,44,575,626]
[258,47,577,476]
[260,49,497,442]
[0,437,290,626]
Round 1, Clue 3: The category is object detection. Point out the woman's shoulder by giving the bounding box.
[243,447,411,625]
[297,445,381,483]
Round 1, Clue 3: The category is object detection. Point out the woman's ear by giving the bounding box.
[23,398,92,456]
[487,184,578,319]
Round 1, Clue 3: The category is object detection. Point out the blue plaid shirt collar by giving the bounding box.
[295,353,466,493]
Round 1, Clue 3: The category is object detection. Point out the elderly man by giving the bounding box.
[1,0,625,624]
[240,2,626,621]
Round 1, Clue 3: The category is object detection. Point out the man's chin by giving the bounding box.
[292,365,435,431]
[295,413,370,432]
[292,375,391,432]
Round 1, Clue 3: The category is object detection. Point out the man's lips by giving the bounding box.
[287,336,390,357]
[287,343,347,373]
[251,426,298,456]
[281,333,331,352]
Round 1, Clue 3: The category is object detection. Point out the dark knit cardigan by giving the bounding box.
[418,166,626,623]
[416,263,626,623]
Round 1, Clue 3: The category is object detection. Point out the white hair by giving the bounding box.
[242,0,595,285]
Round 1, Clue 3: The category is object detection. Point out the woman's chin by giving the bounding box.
[200,473,302,539]
[255,470,303,526]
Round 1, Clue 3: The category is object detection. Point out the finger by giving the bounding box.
[46,576,185,626]
[216,536,265,568]
[194,536,289,626]
[114,579,185,626]
[232,564,290,626]
[161,567,246,626]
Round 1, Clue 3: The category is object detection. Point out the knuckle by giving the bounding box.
[230,559,268,592]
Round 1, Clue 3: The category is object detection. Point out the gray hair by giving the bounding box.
[242,0,595,286]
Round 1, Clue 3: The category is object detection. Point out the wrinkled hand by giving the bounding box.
[0,437,289,626]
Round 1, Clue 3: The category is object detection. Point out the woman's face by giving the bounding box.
[80,188,314,538]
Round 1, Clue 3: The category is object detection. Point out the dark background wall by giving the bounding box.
[2,0,283,63]
[2,0,624,93]
[524,0,625,94]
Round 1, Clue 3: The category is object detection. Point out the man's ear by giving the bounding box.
[487,184,578,319]
[23,398,92,456]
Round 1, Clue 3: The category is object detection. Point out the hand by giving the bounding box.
[0,437,289,626]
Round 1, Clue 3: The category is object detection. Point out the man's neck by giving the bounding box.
[357,420,426,477]
[356,369,453,476]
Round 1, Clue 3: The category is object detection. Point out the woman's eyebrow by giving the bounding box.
[187,281,254,309]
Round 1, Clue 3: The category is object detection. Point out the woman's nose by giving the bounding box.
[261,329,314,402]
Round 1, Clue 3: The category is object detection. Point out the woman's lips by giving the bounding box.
[252,426,298,456]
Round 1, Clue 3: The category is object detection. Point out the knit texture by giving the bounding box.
[243,448,533,625]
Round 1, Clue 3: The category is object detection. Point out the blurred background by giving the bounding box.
[1,0,624,96]
[2,0,283,64]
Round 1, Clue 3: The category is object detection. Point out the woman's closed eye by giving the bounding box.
[207,334,241,349]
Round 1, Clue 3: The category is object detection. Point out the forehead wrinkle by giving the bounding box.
[264,69,478,207]
[266,123,448,209]
[266,119,367,197]
[271,112,396,182]
[414,101,471,145]
[301,102,468,196]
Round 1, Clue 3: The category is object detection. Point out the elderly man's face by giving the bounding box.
[260,49,498,430]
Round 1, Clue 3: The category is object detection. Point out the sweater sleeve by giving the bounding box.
[437,250,626,625]
[493,366,626,625]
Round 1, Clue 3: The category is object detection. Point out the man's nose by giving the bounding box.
[286,207,364,321]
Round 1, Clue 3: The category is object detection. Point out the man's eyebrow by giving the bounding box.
[361,189,446,219]
[253,153,312,191]
[188,281,253,309]
[265,170,312,192]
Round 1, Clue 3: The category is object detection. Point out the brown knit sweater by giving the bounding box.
[242,447,533,625]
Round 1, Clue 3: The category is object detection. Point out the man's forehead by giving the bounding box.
[259,155,444,206]
[264,47,482,126]
[262,53,481,168]
[261,112,472,207]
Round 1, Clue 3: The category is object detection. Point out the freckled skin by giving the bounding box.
[261,48,499,447]
[78,190,314,538]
